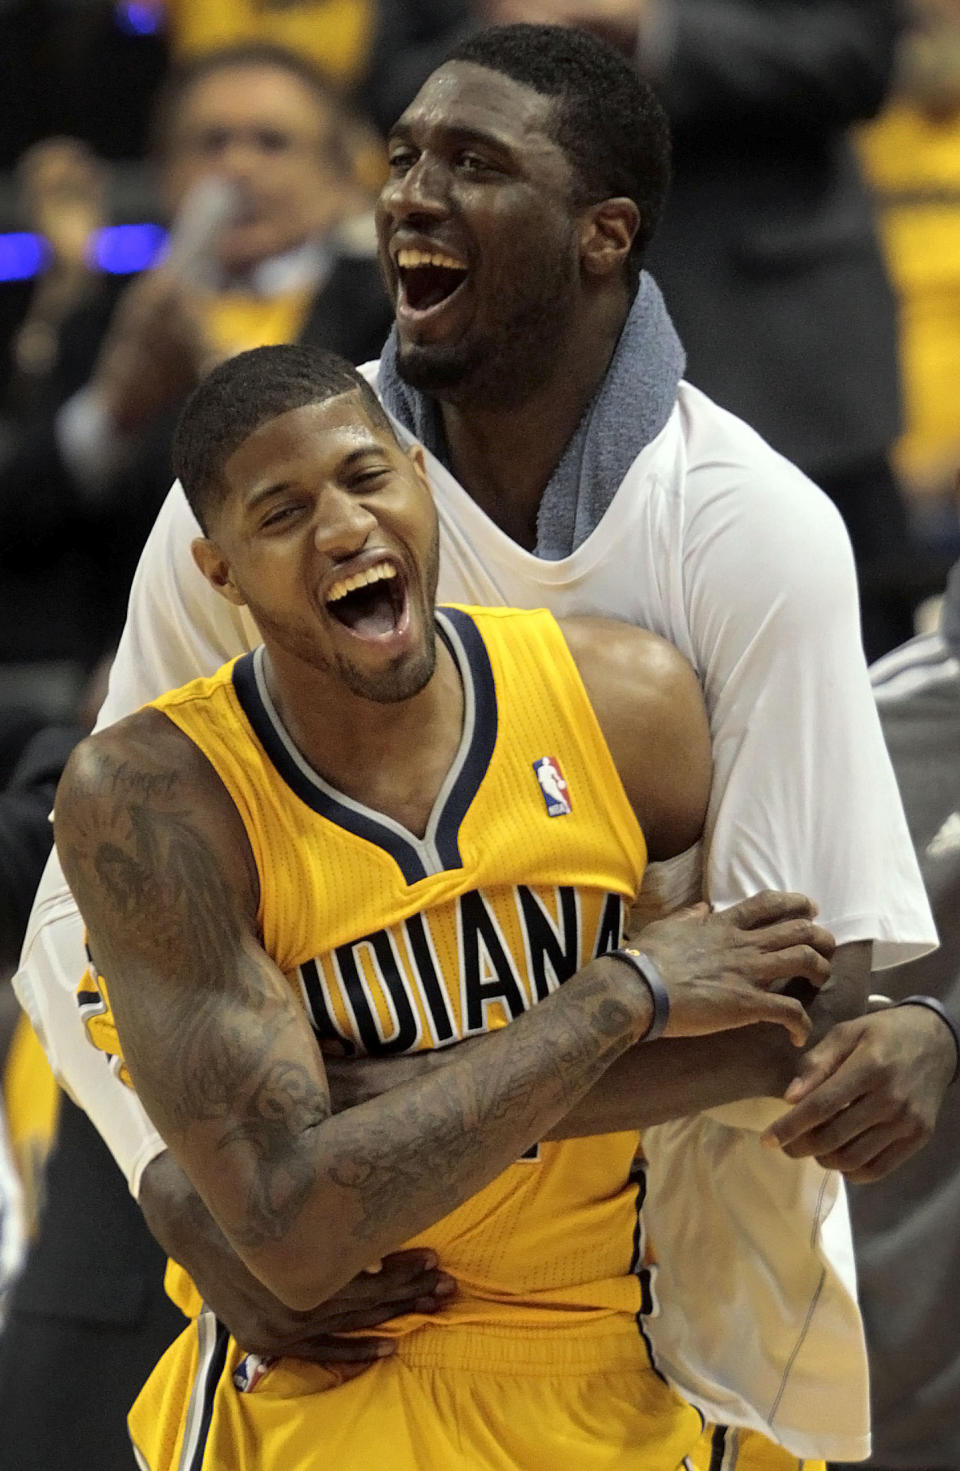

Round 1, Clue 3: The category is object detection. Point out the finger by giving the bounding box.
[335,1274,457,1329]
[744,944,832,988]
[726,891,817,930]
[774,1091,890,1160]
[781,1024,863,1104]
[842,1135,923,1185]
[289,1336,397,1364]
[745,993,811,1047]
[686,991,811,1046]
[763,1065,871,1149]
[748,919,836,959]
[815,1120,909,1174]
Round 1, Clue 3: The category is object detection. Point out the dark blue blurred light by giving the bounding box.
[114,2,162,36]
[0,226,168,283]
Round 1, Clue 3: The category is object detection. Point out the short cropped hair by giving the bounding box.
[151,41,352,175]
[446,25,671,286]
[173,344,395,532]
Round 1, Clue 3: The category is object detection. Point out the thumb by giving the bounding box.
[783,1022,860,1103]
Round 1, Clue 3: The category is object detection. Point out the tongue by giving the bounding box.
[332,586,398,638]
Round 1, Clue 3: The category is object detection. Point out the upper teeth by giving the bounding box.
[396,248,465,271]
[326,562,397,603]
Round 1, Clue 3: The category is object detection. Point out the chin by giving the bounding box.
[340,647,436,705]
[396,339,477,397]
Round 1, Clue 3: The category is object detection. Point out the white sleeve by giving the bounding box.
[13,481,258,1194]
[681,446,936,968]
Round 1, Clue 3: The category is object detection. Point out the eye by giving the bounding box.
[388,145,418,176]
[260,503,303,530]
[457,151,497,175]
[350,466,392,491]
[256,128,293,154]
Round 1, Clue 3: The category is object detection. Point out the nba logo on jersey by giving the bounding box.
[533,757,572,817]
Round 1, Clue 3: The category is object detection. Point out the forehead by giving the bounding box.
[395,61,566,169]
[173,66,330,138]
[221,394,398,501]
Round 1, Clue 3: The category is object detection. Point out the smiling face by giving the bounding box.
[376,62,585,407]
[193,392,441,704]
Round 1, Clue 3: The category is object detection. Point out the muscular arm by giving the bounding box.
[54,714,660,1310]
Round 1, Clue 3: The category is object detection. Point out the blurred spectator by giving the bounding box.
[858,0,960,554]
[488,0,922,659]
[5,138,108,419]
[839,555,960,1470]
[0,41,392,722]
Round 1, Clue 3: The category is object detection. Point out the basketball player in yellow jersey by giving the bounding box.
[55,345,835,1471]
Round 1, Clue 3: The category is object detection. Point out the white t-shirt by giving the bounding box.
[15,374,932,1455]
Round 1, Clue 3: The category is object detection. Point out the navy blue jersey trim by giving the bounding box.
[432,608,498,871]
[232,650,429,883]
[231,610,498,885]
[708,1425,728,1471]
[628,1158,668,1384]
[188,1321,230,1471]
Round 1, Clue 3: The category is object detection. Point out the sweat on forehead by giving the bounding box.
[173,344,395,532]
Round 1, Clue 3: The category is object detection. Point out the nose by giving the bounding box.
[380,154,449,228]
[313,488,379,560]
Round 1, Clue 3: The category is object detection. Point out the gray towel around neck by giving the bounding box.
[378,272,685,560]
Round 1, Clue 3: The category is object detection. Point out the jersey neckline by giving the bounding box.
[231,607,498,884]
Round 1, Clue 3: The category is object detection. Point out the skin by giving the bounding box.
[55,391,832,1311]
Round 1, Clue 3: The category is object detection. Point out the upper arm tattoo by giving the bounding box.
[59,741,331,1247]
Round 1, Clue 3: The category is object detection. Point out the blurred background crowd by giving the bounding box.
[0,3,958,1470]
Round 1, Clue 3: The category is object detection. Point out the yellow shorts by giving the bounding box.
[130,1313,705,1471]
[689,1423,826,1471]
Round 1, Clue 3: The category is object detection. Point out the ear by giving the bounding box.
[580,198,640,279]
[407,442,430,487]
[191,536,247,607]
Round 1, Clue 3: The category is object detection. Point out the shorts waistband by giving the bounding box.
[394,1321,652,1375]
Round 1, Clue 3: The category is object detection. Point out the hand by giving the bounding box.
[635,890,835,1045]
[140,1151,455,1364]
[761,1004,957,1181]
[91,269,220,434]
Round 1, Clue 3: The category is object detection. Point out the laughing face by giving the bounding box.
[377,62,584,408]
[193,392,440,704]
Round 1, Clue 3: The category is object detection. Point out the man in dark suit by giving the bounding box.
[488,0,915,657]
[0,42,393,704]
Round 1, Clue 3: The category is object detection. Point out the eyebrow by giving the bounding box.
[389,120,515,155]
[242,444,389,512]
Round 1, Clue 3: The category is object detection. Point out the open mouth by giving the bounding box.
[325,561,408,639]
[396,248,468,313]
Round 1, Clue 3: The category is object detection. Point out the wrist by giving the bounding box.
[603,948,670,1042]
[896,995,960,1084]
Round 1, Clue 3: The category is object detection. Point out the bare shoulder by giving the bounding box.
[558,616,701,729]
[56,707,257,920]
[557,616,711,861]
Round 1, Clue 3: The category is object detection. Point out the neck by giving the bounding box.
[439,292,629,549]
[262,633,464,836]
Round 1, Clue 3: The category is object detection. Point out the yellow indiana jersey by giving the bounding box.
[81,606,653,1340]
